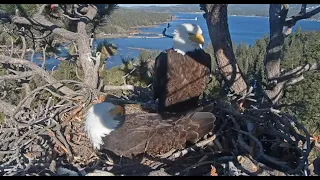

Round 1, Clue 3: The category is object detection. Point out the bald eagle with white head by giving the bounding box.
[153,23,212,115]
[84,101,216,158]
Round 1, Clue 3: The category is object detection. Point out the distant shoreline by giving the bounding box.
[96,17,175,39]
[96,13,320,40]
[128,47,155,51]
[230,14,320,22]
[177,12,320,22]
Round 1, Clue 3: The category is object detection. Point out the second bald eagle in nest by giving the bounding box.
[84,101,216,158]
[153,23,212,115]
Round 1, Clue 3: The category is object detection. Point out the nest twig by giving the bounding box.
[0,80,100,176]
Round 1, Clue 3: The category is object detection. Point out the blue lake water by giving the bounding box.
[29,12,320,70]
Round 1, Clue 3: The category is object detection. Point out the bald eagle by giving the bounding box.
[84,101,216,158]
[153,23,212,115]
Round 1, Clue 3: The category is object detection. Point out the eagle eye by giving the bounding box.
[188,32,194,36]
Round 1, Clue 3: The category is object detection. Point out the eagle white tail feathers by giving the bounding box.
[84,102,120,150]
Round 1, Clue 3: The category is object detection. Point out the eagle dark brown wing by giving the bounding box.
[101,111,216,158]
[153,51,168,113]
[153,49,212,114]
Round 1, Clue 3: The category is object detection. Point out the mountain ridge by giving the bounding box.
[124,4,320,19]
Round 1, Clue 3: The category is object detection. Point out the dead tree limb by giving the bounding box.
[10,16,79,42]
[285,6,320,28]
[0,71,35,80]
[200,4,248,96]
[0,55,76,96]
[264,4,320,104]
[272,62,320,85]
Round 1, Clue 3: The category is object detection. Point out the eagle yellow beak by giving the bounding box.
[190,33,204,46]
[109,105,124,116]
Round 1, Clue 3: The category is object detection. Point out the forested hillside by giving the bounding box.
[96,9,172,34]
[130,4,320,19]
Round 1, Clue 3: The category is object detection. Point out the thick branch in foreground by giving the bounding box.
[201,4,248,96]
[0,55,76,96]
[10,15,79,42]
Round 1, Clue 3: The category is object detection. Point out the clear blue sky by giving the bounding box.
[120,4,178,7]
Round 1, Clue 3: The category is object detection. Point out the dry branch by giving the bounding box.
[0,71,36,80]
[19,35,26,59]
[0,55,76,96]
[285,6,320,28]
[274,62,320,84]
[103,85,134,91]
[0,99,17,116]
[10,16,79,42]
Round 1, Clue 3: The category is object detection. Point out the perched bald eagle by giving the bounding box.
[84,101,216,158]
[153,23,212,115]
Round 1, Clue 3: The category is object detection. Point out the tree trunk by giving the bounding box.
[201,4,248,96]
[76,5,99,89]
[264,4,288,104]
[76,36,99,89]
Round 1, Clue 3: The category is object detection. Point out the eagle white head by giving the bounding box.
[84,102,124,150]
[173,23,205,55]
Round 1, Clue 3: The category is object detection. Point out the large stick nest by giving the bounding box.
[0,82,318,176]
